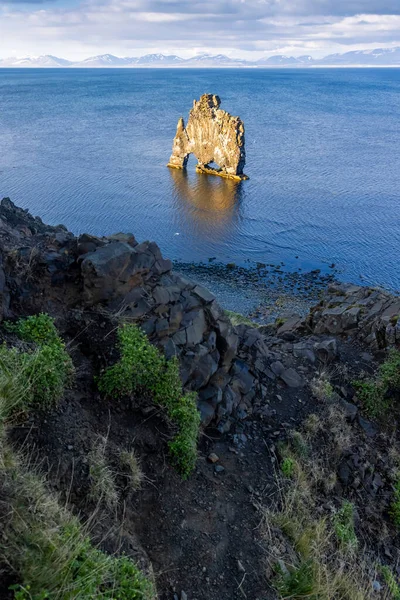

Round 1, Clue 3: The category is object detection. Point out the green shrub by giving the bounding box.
[1,314,73,410]
[354,350,400,418]
[98,324,200,478]
[354,380,387,418]
[390,478,400,528]
[333,501,358,551]
[98,324,162,397]
[6,313,61,346]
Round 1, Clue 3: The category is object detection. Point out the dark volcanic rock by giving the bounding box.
[1,197,399,433]
[310,282,400,349]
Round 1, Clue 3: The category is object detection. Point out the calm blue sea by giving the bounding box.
[0,68,399,291]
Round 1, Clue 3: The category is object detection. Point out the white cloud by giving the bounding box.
[0,0,400,59]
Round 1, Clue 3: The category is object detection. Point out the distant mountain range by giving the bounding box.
[1,48,400,68]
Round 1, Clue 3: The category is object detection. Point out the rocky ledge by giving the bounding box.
[0,197,398,436]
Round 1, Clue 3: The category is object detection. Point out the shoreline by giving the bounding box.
[174,259,339,323]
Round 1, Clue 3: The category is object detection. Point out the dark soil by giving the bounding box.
[5,315,323,600]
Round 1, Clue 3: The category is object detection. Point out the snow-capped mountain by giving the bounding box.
[255,48,400,66]
[135,54,184,64]
[72,54,131,67]
[0,55,72,67]
[297,55,314,64]
[69,53,185,66]
[317,47,400,65]
[257,55,300,65]
[185,53,248,66]
[1,48,400,68]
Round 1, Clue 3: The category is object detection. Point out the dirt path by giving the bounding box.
[135,423,277,600]
[10,385,283,600]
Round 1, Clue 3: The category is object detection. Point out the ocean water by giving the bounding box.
[0,68,399,291]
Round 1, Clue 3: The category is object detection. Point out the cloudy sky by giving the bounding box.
[1,0,400,60]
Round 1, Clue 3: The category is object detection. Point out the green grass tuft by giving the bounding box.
[390,477,400,528]
[281,457,295,478]
[1,314,74,410]
[380,565,400,600]
[7,508,155,600]
[98,324,200,478]
[120,449,144,492]
[291,431,309,458]
[273,559,317,599]
[354,349,400,419]
[0,317,155,600]
[275,317,286,328]
[333,501,358,551]
[224,310,257,327]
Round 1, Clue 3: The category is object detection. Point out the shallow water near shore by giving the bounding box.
[174,260,337,321]
[0,67,399,293]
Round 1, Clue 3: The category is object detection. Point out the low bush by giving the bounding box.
[6,313,61,345]
[354,349,400,418]
[98,324,200,478]
[1,314,74,409]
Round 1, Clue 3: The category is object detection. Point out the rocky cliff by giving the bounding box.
[1,198,400,600]
[0,197,399,434]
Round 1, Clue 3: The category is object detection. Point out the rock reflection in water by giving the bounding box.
[169,168,243,244]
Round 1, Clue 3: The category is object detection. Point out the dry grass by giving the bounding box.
[310,369,336,402]
[264,402,392,600]
[120,449,144,492]
[7,246,39,282]
[0,448,156,599]
[321,405,353,462]
[88,435,119,509]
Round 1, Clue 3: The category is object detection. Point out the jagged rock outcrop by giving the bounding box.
[167,94,248,180]
[308,282,400,349]
[0,198,243,430]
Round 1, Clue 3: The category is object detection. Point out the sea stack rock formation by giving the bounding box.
[167,94,248,180]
